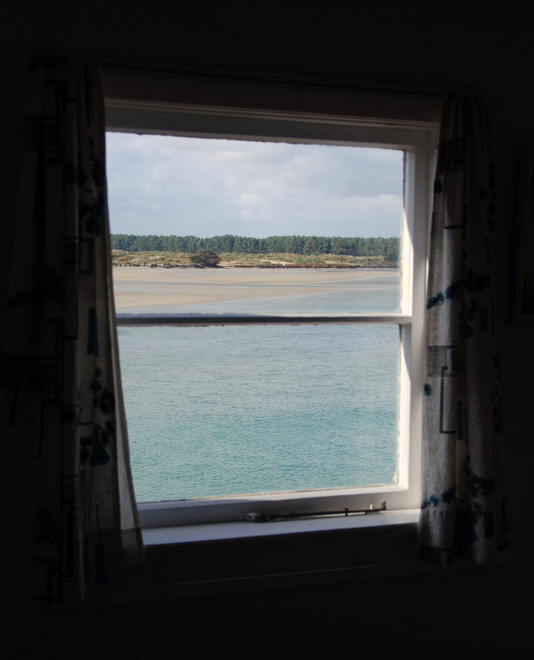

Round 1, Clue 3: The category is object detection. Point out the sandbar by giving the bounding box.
[112,266,397,310]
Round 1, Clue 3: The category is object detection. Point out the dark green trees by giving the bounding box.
[111,234,400,263]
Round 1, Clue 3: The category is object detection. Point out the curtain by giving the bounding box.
[1,58,143,604]
[419,96,509,564]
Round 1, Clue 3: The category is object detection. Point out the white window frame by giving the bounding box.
[103,68,439,533]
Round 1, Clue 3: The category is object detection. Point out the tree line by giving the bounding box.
[111,234,400,260]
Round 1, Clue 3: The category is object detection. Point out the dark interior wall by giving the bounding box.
[2,1,533,655]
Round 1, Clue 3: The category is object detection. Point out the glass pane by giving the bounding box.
[108,132,405,502]
[118,324,399,502]
[107,134,404,315]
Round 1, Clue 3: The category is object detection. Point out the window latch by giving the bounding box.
[244,501,386,522]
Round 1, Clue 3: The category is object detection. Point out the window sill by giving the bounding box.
[140,508,469,600]
[142,508,420,546]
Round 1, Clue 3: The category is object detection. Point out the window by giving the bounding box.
[103,68,439,531]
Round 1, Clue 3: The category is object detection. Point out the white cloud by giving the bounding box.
[106,133,404,238]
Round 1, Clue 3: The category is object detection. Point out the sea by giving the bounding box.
[116,269,401,502]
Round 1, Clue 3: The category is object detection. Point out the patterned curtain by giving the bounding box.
[419,96,509,564]
[1,58,143,603]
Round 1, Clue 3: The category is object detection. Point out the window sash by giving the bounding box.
[105,68,439,527]
[116,314,411,327]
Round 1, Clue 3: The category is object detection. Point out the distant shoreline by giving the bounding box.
[112,263,395,269]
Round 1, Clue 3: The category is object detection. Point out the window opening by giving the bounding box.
[107,133,406,505]
[102,76,438,525]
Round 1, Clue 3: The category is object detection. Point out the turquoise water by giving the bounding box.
[117,270,400,502]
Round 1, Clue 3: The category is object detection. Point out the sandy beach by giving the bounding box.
[112,267,396,310]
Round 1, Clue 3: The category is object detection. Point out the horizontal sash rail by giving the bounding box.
[116,313,411,326]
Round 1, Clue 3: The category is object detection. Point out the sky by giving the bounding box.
[105,132,404,238]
